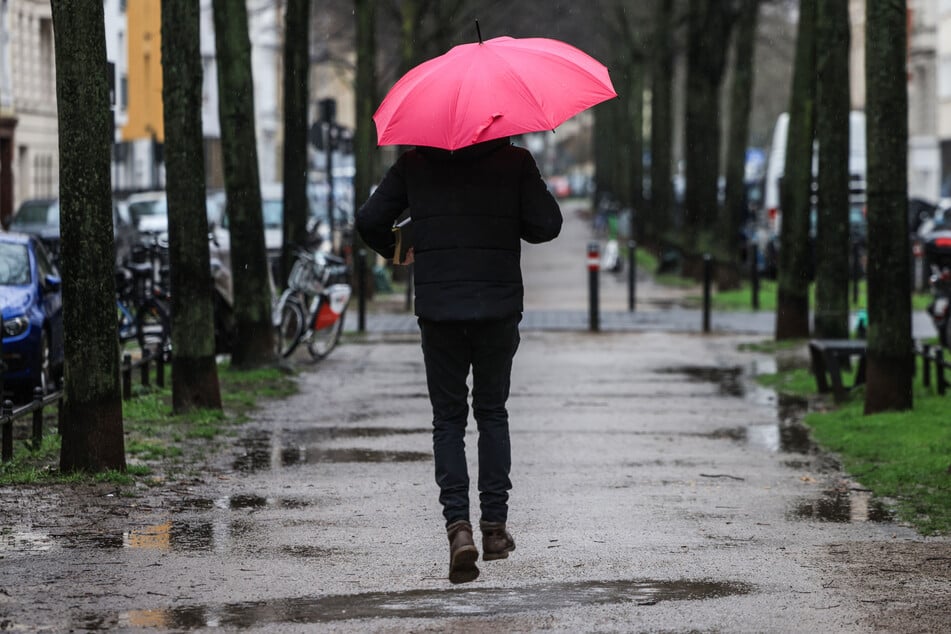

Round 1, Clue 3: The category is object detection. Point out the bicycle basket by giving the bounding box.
[288,257,323,294]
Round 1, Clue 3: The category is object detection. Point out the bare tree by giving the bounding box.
[719,0,761,288]
[281,0,311,287]
[775,0,816,340]
[864,0,912,413]
[50,0,125,472]
[683,0,733,273]
[649,0,675,248]
[813,0,850,339]
[162,0,223,412]
[212,0,276,368]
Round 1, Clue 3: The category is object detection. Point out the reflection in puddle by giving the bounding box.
[108,578,752,629]
[656,366,745,397]
[792,488,894,523]
[233,427,431,472]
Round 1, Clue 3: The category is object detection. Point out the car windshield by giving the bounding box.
[0,243,31,285]
[12,201,58,228]
[128,198,167,223]
[220,199,284,229]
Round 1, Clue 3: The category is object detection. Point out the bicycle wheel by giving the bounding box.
[307,305,345,361]
[136,298,171,352]
[276,294,306,358]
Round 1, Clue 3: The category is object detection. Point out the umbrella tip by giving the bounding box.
[476,20,483,44]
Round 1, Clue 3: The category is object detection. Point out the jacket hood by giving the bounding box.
[415,137,510,163]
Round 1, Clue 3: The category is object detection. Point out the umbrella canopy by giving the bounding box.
[373,35,617,151]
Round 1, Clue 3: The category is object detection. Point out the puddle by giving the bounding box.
[656,366,745,397]
[233,428,431,472]
[791,488,894,523]
[96,578,751,629]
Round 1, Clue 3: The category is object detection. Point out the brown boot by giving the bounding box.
[480,520,516,561]
[446,520,479,583]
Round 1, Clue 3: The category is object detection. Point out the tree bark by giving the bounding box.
[161,0,222,413]
[50,0,125,472]
[719,0,760,288]
[280,0,311,288]
[775,0,816,340]
[683,0,732,259]
[649,0,674,248]
[354,0,378,294]
[864,0,912,413]
[212,0,276,368]
[813,0,851,340]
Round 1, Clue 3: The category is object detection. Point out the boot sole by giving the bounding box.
[449,545,480,584]
[483,546,515,561]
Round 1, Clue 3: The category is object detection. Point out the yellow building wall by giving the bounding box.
[121,0,163,142]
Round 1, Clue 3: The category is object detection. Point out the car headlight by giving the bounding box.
[3,315,29,337]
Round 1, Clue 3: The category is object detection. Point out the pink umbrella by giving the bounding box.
[373,34,617,151]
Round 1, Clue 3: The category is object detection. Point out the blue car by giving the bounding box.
[0,233,64,401]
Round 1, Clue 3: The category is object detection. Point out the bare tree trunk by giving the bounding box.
[50,0,125,472]
[683,0,732,274]
[280,0,310,287]
[212,0,275,368]
[354,0,378,295]
[864,0,912,414]
[813,0,851,340]
[162,0,222,413]
[719,0,760,289]
[775,0,816,340]
[650,0,674,248]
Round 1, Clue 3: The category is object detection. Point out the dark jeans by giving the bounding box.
[419,315,521,527]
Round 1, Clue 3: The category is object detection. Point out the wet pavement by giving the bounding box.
[1,200,949,632]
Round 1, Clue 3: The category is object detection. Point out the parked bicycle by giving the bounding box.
[273,246,351,360]
[115,255,171,352]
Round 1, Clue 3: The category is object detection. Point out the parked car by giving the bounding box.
[125,190,168,241]
[9,197,139,267]
[0,233,64,401]
[208,183,333,283]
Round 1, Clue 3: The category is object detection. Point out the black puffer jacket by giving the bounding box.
[356,137,562,321]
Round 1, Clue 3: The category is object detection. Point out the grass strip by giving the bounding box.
[754,349,951,535]
[0,360,297,486]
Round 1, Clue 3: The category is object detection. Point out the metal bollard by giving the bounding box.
[702,254,712,333]
[122,353,132,400]
[750,242,760,311]
[141,353,150,388]
[156,347,165,389]
[357,248,367,333]
[922,344,931,388]
[588,241,600,332]
[1,400,13,462]
[32,386,43,450]
[851,241,861,305]
[937,348,947,395]
[628,240,637,312]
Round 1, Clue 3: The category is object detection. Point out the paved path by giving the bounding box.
[0,197,947,632]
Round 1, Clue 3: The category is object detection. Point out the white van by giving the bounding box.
[763,110,867,234]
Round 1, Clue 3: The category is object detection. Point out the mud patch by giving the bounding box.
[97,578,752,629]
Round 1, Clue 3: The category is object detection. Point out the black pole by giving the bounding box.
[32,387,43,450]
[627,240,636,312]
[703,253,712,333]
[1,400,12,462]
[852,240,860,305]
[357,248,367,333]
[588,241,600,332]
[751,242,760,311]
[476,20,483,44]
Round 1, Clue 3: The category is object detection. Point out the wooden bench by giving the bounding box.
[808,339,867,403]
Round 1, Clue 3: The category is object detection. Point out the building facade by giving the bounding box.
[1,0,58,226]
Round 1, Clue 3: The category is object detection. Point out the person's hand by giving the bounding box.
[402,247,415,265]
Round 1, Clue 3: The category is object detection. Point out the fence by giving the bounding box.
[0,345,168,463]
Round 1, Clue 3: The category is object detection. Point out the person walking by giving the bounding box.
[356,136,562,583]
